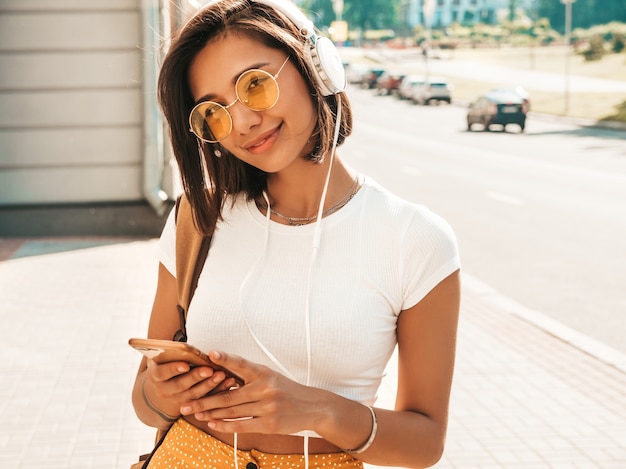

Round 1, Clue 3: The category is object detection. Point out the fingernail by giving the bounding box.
[212,351,221,359]
[181,405,192,414]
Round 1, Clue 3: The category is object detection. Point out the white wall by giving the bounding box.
[0,0,145,205]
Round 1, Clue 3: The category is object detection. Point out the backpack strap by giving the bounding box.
[172,194,213,342]
[137,195,213,467]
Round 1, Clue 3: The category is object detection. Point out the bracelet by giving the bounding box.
[344,405,378,455]
[141,378,179,424]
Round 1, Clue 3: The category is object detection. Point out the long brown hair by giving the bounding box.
[158,0,353,235]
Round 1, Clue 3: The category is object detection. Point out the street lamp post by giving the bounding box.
[423,0,435,81]
[333,0,343,22]
[561,0,575,115]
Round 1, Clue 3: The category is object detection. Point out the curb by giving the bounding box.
[463,273,626,374]
[525,110,626,131]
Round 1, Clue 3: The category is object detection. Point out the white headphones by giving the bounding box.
[252,0,346,96]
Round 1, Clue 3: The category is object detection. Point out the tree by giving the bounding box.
[509,0,521,22]
[612,33,625,53]
[343,0,397,31]
[303,0,399,31]
[536,0,626,33]
[301,0,336,28]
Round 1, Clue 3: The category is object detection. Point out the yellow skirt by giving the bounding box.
[148,418,364,469]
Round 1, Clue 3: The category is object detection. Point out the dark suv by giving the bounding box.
[467,90,529,132]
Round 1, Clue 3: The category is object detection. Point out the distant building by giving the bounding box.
[409,0,536,28]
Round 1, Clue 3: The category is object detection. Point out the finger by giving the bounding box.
[199,400,261,422]
[147,359,191,382]
[214,377,239,393]
[181,384,244,416]
[209,350,259,383]
[151,365,214,400]
[183,370,233,400]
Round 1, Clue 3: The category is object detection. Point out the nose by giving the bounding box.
[229,100,263,136]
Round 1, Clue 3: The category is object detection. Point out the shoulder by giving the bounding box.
[360,177,457,243]
[352,177,460,311]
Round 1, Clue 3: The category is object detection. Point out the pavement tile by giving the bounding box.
[0,239,624,469]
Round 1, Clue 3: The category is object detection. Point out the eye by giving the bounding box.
[245,74,268,93]
[204,104,223,117]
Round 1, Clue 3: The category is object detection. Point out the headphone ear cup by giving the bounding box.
[308,36,346,96]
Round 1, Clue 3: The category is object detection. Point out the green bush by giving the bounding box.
[582,34,606,61]
[601,100,626,123]
[612,33,625,53]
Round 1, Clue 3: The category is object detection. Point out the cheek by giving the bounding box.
[294,102,317,135]
[283,87,317,135]
[282,71,314,110]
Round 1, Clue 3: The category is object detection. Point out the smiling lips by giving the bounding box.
[244,124,282,155]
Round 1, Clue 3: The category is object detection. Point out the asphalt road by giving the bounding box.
[340,85,626,354]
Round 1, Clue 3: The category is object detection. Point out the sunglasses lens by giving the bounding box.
[236,70,279,111]
[190,102,232,142]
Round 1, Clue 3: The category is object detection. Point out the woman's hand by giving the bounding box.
[179,351,321,436]
[144,358,239,420]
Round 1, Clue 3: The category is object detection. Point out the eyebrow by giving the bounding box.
[194,61,271,105]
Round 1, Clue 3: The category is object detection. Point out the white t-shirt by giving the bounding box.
[157,177,460,405]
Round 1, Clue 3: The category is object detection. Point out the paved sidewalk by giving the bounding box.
[1,238,625,468]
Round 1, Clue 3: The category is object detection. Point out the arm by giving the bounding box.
[368,268,461,467]
[131,263,236,429]
[321,269,461,467]
[184,270,461,468]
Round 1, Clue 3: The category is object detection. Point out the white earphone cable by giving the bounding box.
[234,98,342,469]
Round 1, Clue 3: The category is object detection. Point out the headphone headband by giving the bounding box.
[252,0,315,41]
[197,0,346,95]
[253,0,346,95]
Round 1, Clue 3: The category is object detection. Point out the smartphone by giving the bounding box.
[129,338,243,386]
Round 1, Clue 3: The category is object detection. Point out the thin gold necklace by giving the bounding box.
[259,176,362,226]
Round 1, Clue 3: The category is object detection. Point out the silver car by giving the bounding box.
[397,75,425,100]
[412,77,452,105]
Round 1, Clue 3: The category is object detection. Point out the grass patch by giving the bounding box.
[449,45,626,82]
[448,77,624,120]
[601,101,626,122]
[423,46,626,121]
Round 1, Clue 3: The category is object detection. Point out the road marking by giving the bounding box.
[486,191,525,206]
[402,166,423,176]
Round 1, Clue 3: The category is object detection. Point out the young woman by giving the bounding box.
[131,1,461,468]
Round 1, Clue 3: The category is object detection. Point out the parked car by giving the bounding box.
[375,71,406,95]
[490,86,531,110]
[360,68,385,89]
[345,63,371,86]
[466,89,529,132]
[411,77,452,105]
[397,75,425,100]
